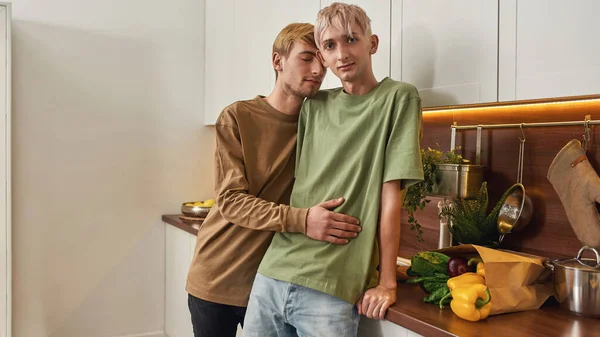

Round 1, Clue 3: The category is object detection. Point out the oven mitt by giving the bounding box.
[547,139,600,248]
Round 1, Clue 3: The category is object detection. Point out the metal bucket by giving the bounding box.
[429,164,484,199]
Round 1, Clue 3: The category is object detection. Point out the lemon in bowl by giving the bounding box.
[181,199,215,218]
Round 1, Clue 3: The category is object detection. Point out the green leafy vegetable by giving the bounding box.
[409,252,451,276]
[422,280,442,293]
[406,252,450,308]
[405,273,449,285]
[424,285,451,308]
[405,251,453,308]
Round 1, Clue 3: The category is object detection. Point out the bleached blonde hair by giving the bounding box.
[315,2,372,48]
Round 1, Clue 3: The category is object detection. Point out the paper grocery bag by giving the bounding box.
[436,244,555,315]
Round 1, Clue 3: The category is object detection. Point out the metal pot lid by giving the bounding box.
[553,246,600,272]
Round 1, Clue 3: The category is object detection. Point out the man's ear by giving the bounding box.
[369,34,379,55]
[273,52,283,72]
[316,50,328,68]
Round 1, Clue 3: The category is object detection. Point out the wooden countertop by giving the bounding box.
[388,283,599,337]
[163,214,201,236]
[163,214,600,337]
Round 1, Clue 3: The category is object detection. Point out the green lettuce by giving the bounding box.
[407,251,450,277]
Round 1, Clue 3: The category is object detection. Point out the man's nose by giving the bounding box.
[337,45,349,61]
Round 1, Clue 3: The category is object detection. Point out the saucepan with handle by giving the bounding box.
[497,125,533,242]
[544,246,600,318]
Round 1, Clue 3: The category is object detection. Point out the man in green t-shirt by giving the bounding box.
[243,3,424,337]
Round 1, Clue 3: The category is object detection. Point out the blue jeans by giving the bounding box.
[243,273,360,337]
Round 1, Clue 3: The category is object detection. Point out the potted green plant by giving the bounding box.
[403,146,468,242]
[439,182,508,246]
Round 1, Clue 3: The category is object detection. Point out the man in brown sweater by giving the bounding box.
[186,23,362,337]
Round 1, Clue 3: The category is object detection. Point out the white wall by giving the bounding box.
[10,1,214,336]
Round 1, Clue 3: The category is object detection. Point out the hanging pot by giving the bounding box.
[429,163,484,199]
[497,128,533,242]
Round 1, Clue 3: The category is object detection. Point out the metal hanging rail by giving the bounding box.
[451,119,600,130]
[450,115,595,165]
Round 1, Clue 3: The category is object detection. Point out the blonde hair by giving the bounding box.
[315,2,372,48]
[273,22,316,57]
[272,23,317,79]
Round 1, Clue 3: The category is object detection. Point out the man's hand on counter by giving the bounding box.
[357,284,397,320]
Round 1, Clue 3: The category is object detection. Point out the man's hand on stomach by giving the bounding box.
[306,197,361,244]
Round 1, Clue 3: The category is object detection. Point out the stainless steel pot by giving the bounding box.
[545,246,600,318]
[428,164,484,199]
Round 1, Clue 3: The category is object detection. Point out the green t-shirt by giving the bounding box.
[257,77,424,304]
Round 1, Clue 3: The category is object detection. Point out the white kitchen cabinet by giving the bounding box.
[165,223,243,337]
[204,0,320,125]
[391,0,499,107]
[319,0,391,90]
[165,224,197,337]
[498,0,600,101]
[205,1,600,123]
[358,317,424,337]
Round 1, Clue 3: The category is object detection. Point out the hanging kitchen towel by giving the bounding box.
[547,139,600,248]
[436,244,555,315]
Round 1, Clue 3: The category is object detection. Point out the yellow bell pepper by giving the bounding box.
[468,257,486,278]
[447,272,485,290]
[476,262,485,278]
[450,283,492,322]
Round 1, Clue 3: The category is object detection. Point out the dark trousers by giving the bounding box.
[188,294,247,337]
